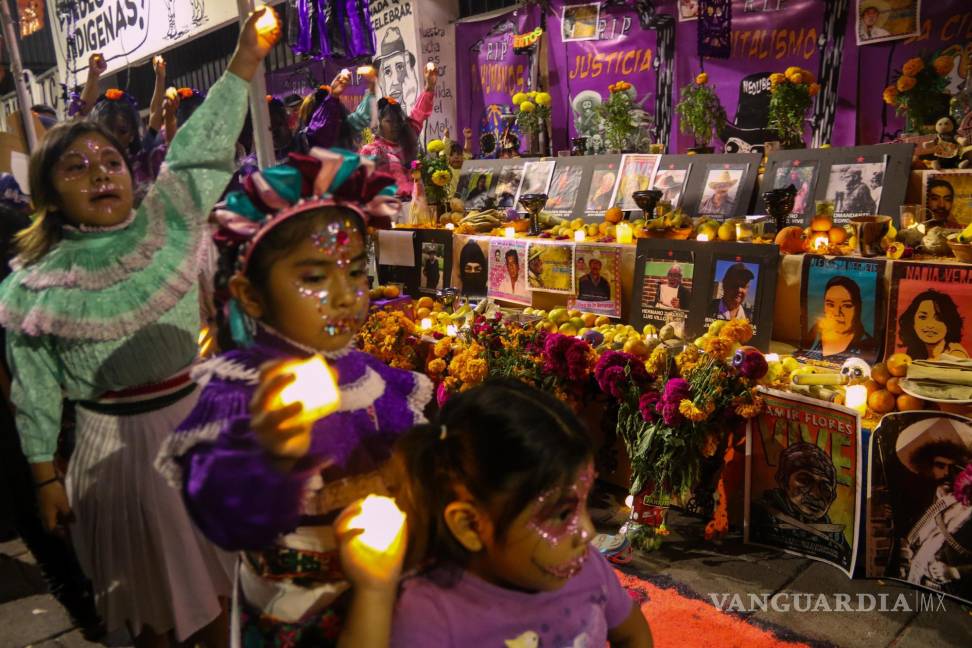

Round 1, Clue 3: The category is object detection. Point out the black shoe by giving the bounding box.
[56,583,106,640]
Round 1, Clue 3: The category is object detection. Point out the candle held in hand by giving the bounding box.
[254,6,279,38]
[349,495,406,553]
[273,356,341,427]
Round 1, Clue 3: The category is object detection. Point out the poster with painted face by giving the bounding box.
[923,170,972,229]
[544,164,585,215]
[706,259,761,327]
[772,161,820,226]
[677,0,699,21]
[867,411,972,605]
[585,162,621,216]
[800,256,886,366]
[612,154,661,212]
[887,262,972,362]
[487,238,530,305]
[455,237,489,297]
[856,0,920,46]
[570,245,621,317]
[824,157,888,224]
[375,25,421,115]
[526,242,574,293]
[747,388,861,577]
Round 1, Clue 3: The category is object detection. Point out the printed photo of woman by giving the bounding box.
[807,276,877,358]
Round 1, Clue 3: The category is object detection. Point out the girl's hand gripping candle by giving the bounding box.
[337,495,407,590]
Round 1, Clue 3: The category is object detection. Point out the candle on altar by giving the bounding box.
[347,495,406,553]
[272,356,340,427]
[419,318,432,331]
[812,234,830,252]
[696,233,710,242]
[845,385,867,415]
[504,227,515,238]
[616,222,633,244]
[735,221,754,242]
[574,229,586,242]
[445,223,455,230]
[764,353,780,363]
[446,325,458,337]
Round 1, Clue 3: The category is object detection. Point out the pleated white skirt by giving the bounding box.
[65,388,235,642]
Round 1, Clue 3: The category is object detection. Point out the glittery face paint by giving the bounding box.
[527,462,595,547]
[52,133,134,228]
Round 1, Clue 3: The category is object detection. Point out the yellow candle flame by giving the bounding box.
[574,229,586,242]
[420,317,432,331]
[697,233,710,242]
[445,223,455,230]
[813,234,829,251]
[845,385,867,413]
[504,227,515,238]
[348,495,406,553]
[357,65,374,75]
[616,223,633,244]
[274,356,340,426]
[446,324,458,337]
[764,353,780,363]
[254,6,279,35]
[426,62,436,72]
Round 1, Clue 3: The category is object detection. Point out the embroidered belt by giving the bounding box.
[77,371,196,416]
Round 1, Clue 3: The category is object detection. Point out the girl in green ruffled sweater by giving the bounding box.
[0,10,278,648]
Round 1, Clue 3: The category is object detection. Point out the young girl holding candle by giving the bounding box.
[156,149,431,647]
[391,379,653,648]
[359,65,437,200]
[0,11,279,646]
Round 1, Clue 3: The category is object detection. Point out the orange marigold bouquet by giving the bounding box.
[882,53,952,132]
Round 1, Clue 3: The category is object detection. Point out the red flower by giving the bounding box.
[638,392,660,422]
[177,87,195,99]
[542,333,592,382]
[104,88,124,101]
[594,350,650,397]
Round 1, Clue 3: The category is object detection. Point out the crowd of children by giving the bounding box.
[0,8,651,647]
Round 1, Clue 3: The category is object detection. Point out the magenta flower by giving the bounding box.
[639,391,660,422]
[436,381,451,408]
[594,351,650,396]
[543,333,591,382]
[955,464,972,506]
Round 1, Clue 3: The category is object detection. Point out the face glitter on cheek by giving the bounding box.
[311,220,356,268]
[527,463,595,546]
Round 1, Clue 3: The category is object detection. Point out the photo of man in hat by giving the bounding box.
[698,168,742,218]
[710,261,756,321]
[528,246,544,288]
[571,90,603,139]
[578,258,611,302]
[751,442,852,567]
[653,170,688,207]
[376,26,420,115]
[826,162,884,218]
[858,1,890,41]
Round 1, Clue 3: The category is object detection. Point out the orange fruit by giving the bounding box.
[863,379,881,396]
[382,285,401,298]
[605,207,624,224]
[886,377,903,395]
[810,214,833,232]
[416,296,434,310]
[870,363,890,386]
[415,307,431,319]
[896,394,925,411]
[886,353,912,377]
[828,226,846,245]
[868,389,896,414]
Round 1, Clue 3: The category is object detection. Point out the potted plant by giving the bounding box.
[598,81,649,153]
[512,89,552,155]
[767,66,820,148]
[883,53,953,134]
[675,72,727,153]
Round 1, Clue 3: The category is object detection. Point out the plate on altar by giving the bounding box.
[899,378,972,404]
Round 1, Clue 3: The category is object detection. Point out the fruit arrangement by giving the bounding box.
[455,209,506,234]
[860,353,925,419]
[368,284,402,300]
[643,205,694,239]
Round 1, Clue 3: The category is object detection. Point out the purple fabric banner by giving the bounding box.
[857,3,972,143]
[455,5,543,156]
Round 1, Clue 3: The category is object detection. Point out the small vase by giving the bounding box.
[763,185,796,232]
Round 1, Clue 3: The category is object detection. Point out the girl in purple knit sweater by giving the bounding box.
[156,150,431,647]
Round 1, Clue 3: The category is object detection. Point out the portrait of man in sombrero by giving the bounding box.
[698,168,742,218]
[375,26,420,115]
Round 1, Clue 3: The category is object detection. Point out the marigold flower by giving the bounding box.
[901,57,924,77]
[720,320,753,344]
[511,91,527,105]
[427,358,446,374]
[933,55,954,76]
[808,82,820,97]
[799,69,815,84]
[535,92,552,107]
[678,399,713,423]
[769,73,787,86]
[104,88,124,101]
[433,338,452,358]
[519,101,535,113]
[177,87,195,99]
[882,85,899,105]
[427,139,446,154]
[787,72,803,85]
[431,169,452,187]
[784,66,803,79]
[703,336,734,359]
[896,75,916,92]
[695,72,708,85]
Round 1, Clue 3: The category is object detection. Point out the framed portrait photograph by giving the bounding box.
[651,164,693,210]
[799,256,887,366]
[585,160,622,216]
[633,250,696,334]
[611,154,662,212]
[867,411,972,605]
[770,160,821,226]
[823,156,888,224]
[420,241,446,294]
[886,261,972,362]
[544,163,586,216]
[570,245,622,317]
[487,239,530,305]
[923,170,972,229]
[856,0,920,46]
[515,160,557,211]
[677,0,699,21]
[491,163,526,210]
[526,242,575,293]
[695,163,751,221]
[561,3,600,42]
[463,167,496,210]
[454,236,489,298]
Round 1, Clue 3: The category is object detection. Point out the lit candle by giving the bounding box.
[347,495,406,553]
[574,229,586,242]
[813,234,829,252]
[446,324,458,337]
[616,222,633,244]
[340,68,351,77]
[845,385,867,415]
[504,227,515,238]
[357,65,374,75]
[254,5,279,38]
[445,223,455,230]
[735,221,754,242]
[696,233,710,242]
[764,353,780,363]
[419,317,432,331]
[624,494,634,508]
[426,61,437,72]
[272,356,341,427]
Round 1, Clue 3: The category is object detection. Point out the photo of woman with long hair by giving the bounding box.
[807,276,877,358]
[897,290,969,360]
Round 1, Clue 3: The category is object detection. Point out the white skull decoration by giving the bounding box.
[840,357,871,384]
